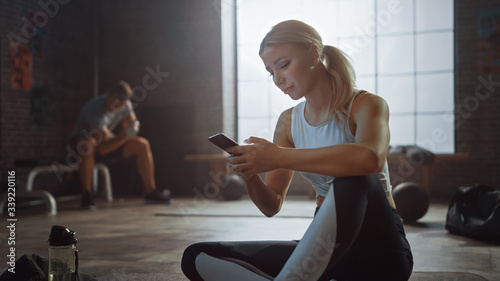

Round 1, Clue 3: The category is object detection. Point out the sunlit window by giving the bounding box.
[236,0,454,153]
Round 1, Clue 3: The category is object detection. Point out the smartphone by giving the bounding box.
[208,133,238,151]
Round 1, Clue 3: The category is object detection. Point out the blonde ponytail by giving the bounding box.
[321,45,357,123]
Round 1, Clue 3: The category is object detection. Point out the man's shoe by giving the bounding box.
[81,192,97,210]
[145,189,171,204]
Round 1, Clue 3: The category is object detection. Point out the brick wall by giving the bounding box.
[452,0,500,194]
[0,0,96,192]
[0,0,224,197]
[97,0,224,196]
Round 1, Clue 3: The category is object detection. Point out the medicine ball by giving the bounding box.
[393,182,429,222]
[220,174,246,201]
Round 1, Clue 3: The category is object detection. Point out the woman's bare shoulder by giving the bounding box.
[352,91,389,116]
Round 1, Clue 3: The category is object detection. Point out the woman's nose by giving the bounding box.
[274,72,284,86]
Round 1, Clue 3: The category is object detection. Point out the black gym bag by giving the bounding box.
[445,183,500,241]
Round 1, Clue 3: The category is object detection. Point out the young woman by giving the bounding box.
[182,20,413,281]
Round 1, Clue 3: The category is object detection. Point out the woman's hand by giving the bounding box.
[226,137,282,178]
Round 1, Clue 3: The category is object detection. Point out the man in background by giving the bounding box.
[69,80,170,209]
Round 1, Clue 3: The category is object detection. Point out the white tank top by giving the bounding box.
[290,92,392,197]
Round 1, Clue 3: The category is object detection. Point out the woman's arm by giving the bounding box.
[228,93,390,179]
[234,109,295,217]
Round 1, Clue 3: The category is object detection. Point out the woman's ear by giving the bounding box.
[309,44,321,65]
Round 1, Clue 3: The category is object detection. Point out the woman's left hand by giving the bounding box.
[226,137,282,178]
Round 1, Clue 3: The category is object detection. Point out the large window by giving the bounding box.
[237,0,454,153]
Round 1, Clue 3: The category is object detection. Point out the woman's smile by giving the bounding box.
[282,86,293,94]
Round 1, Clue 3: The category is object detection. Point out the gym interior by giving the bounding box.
[0,0,499,280]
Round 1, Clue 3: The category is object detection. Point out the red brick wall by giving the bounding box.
[0,0,96,191]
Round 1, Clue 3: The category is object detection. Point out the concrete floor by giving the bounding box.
[1,195,499,280]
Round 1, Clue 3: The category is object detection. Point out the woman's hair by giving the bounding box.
[259,20,356,123]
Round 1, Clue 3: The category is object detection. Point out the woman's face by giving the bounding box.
[260,44,317,100]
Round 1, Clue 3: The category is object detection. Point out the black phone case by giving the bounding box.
[208,133,238,151]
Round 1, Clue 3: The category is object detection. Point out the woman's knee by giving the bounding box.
[332,174,381,199]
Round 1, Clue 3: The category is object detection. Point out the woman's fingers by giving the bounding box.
[233,164,255,178]
[226,145,243,155]
[245,136,263,144]
[227,153,256,176]
[225,137,277,177]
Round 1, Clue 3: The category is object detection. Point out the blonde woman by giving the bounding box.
[182,20,413,281]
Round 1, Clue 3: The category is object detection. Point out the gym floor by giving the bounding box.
[1,195,499,280]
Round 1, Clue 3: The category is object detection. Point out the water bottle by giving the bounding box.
[48,225,78,281]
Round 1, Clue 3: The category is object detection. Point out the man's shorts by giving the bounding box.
[68,135,125,163]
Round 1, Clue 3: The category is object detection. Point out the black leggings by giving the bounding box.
[182,174,413,281]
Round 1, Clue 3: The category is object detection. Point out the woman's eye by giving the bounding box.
[280,62,290,69]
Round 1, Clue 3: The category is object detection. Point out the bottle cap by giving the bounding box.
[48,225,77,246]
